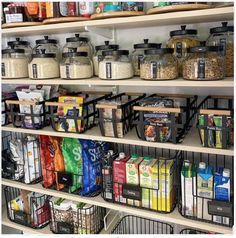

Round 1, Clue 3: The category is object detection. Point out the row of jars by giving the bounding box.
[2,22,233,80]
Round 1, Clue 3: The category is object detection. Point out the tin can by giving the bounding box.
[79,1,94,17]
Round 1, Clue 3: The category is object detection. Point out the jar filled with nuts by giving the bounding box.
[183,43,224,81]
[167,25,200,76]
[207,22,234,77]
[140,48,178,80]
[131,39,161,76]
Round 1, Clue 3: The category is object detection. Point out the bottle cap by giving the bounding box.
[144,156,151,160]
[199,162,206,170]
[131,153,138,159]
[119,152,125,159]
[223,169,230,177]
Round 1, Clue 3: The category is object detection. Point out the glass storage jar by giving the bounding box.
[33,36,60,60]
[2,47,29,79]
[63,34,93,59]
[28,49,59,79]
[167,25,200,76]
[131,39,161,76]
[7,37,32,60]
[93,41,119,76]
[60,49,93,79]
[183,45,224,81]
[99,50,133,80]
[206,22,234,77]
[140,48,178,80]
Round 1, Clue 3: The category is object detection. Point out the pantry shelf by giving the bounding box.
[1,7,233,36]
[1,124,233,156]
[1,76,234,87]
[1,179,232,234]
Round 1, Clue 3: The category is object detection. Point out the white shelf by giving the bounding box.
[1,77,234,88]
[2,124,233,156]
[1,179,232,234]
[1,7,233,36]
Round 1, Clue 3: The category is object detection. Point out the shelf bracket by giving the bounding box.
[84,26,114,39]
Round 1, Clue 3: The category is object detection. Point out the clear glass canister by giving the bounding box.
[33,36,60,60]
[99,50,133,80]
[28,49,59,79]
[63,34,93,59]
[131,39,161,76]
[140,48,178,80]
[167,25,200,76]
[183,45,224,80]
[2,48,29,78]
[206,22,234,77]
[93,41,119,76]
[60,50,93,79]
[7,37,32,60]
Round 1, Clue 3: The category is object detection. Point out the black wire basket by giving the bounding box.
[49,198,106,234]
[179,228,208,234]
[46,91,111,133]
[111,215,173,234]
[4,186,51,229]
[2,95,17,126]
[178,151,234,227]
[96,92,146,138]
[197,95,234,149]
[2,131,42,184]
[133,93,198,144]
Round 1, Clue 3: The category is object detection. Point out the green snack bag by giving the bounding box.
[62,138,83,193]
[213,116,223,149]
[198,115,205,146]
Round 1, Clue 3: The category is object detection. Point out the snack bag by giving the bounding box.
[39,135,56,188]
[57,96,83,132]
[62,138,83,193]
[80,140,109,195]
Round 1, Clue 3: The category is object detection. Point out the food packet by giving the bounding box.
[2,150,16,179]
[213,116,223,149]
[39,135,56,188]
[80,140,109,196]
[8,195,24,220]
[62,138,83,193]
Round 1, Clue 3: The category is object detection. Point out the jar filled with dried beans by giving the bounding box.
[207,22,234,77]
[140,48,178,80]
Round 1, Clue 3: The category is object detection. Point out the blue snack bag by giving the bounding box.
[79,139,109,196]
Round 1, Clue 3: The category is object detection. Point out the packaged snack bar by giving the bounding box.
[2,150,16,179]
[39,135,56,188]
[213,116,223,149]
[62,138,83,193]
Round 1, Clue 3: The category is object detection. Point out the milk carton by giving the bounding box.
[161,159,175,212]
[126,154,143,206]
[113,152,130,204]
[181,160,197,216]
[197,162,213,220]
[139,156,158,209]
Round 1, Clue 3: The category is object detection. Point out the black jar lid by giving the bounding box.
[134,39,162,49]
[62,49,88,58]
[210,22,234,34]
[170,25,197,37]
[95,41,119,51]
[187,42,221,53]
[144,48,174,55]
[102,50,129,56]
[66,34,89,43]
[36,36,58,44]
[8,37,30,47]
[2,48,25,54]
[32,49,56,58]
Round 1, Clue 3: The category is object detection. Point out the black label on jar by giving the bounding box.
[1,63,5,76]
[106,62,112,79]
[151,61,157,79]
[138,54,143,69]
[220,38,226,56]
[176,42,182,58]
[98,55,104,62]
[198,59,205,79]
[32,64,38,78]
[65,64,70,79]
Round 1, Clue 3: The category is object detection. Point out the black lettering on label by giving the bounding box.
[198,59,205,79]
[32,64,38,78]
[220,38,227,56]
[138,55,143,69]
[151,61,157,79]
[65,64,70,78]
[176,42,182,58]
[1,63,5,76]
[106,62,112,79]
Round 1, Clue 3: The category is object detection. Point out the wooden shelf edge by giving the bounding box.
[1,179,233,234]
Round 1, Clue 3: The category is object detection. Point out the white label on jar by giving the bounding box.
[1,63,5,76]
[65,64,71,79]
[176,42,183,58]
[220,38,226,56]
[106,62,112,79]
[197,59,205,79]
[138,55,143,69]
[32,64,38,78]
[5,14,23,23]
[151,61,157,79]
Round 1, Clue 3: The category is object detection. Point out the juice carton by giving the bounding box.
[181,160,197,216]
[139,156,158,209]
[160,159,175,212]
[113,152,130,204]
[197,162,213,220]
[126,154,143,206]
